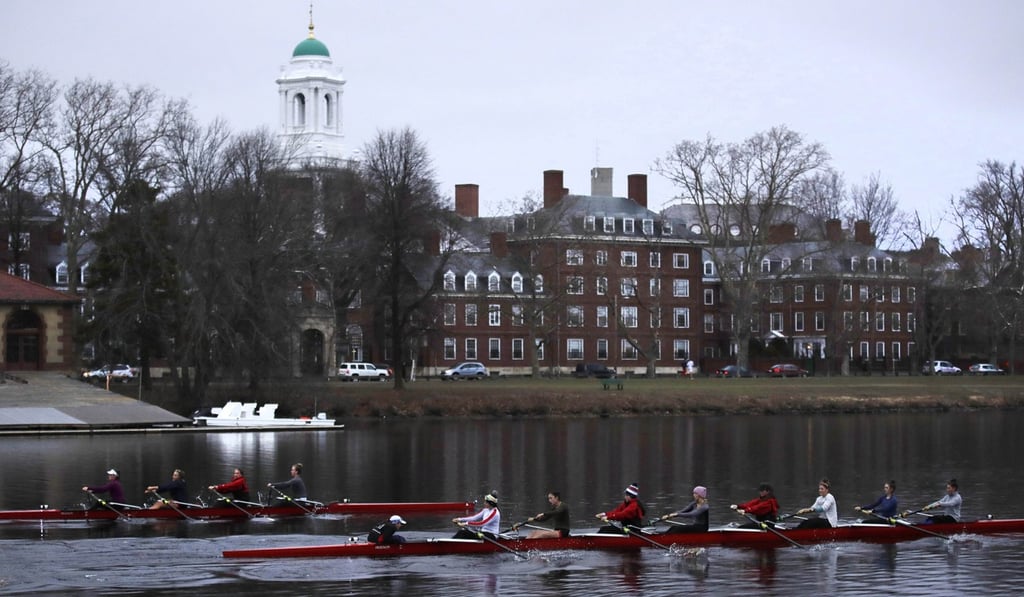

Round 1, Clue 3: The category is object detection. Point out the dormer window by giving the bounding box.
[465,272,477,291]
[867,257,877,272]
[603,217,615,233]
[662,222,673,235]
[443,271,456,291]
[850,257,860,271]
[56,261,69,285]
[584,215,595,231]
[534,274,544,292]
[488,271,501,292]
[642,219,654,235]
[623,218,634,234]
[511,273,523,293]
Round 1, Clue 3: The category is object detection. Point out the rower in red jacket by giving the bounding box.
[731,482,780,528]
[595,483,646,533]
[208,468,250,502]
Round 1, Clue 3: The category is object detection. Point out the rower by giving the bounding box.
[918,478,962,524]
[731,482,780,528]
[368,514,408,544]
[516,491,571,539]
[595,483,646,534]
[657,486,710,534]
[453,491,500,540]
[146,469,188,510]
[795,478,838,529]
[267,463,307,506]
[208,468,251,502]
[83,468,125,507]
[854,479,899,523]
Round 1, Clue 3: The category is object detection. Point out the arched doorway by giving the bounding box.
[5,309,43,370]
[300,329,325,376]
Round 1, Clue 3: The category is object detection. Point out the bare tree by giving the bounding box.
[792,168,846,230]
[847,172,907,250]
[655,125,830,369]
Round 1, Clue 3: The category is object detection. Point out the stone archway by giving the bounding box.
[4,309,43,370]
[300,329,325,376]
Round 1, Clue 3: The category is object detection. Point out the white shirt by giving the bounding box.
[811,493,838,527]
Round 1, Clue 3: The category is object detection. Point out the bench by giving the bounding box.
[601,377,624,390]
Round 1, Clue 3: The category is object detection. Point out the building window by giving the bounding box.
[673,307,690,328]
[794,285,805,303]
[603,217,615,233]
[566,249,583,265]
[875,286,885,302]
[595,250,608,265]
[703,261,714,276]
[650,308,661,328]
[663,221,673,235]
[567,276,584,295]
[465,304,478,326]
[512,304,524,326]
[512,338,524,360]
[842,283,853,302]
[584,215,595,231]
[597,305,609,327]
[770,312,783,332]
[511,273,523,293]
[769,285,783,303]
[814,284,825,301]
[621,306,638,328]
[850,256,860,271]
[443,271,455,291]
[794,311,805,332]
[621,339,638,359]
[567,305,583,327]
[465,272,477,291]
[444,338,456,360]
[892,312,901,331]
[596,276,608,295]
[801,257,812,271]
[815,311,825,331]
[673,279,690,298]
[444,303,456,325]
[597,338,609,359]
[844,311,854,331]
[867,257,877,272]
[907,287,916,302]
[466,338,478,360]
[891,341,901,360]
[488,272,501,292]
[875,341,885,358]
[535,339,545,360]
[80,263,89,285]
[489,338,500,360]
[875,311,885,331]
[534,275,544,292]
[860,285,870,302]
[860,341,869,359]
[623,218,635,233]
[704,313,715,333]
[649,251,661,268]
[649,278,661,297]
[642,219,654,235]
[620,278,637,297]
[674,339,690,359]
[567,338,584,360]
[673,253,690,269]
[907,313,915,332]
[861,311,871,331]
[621,251,637,267]
[56,262,69,285]
[489,304,501,326]
[891,286,900,303]
[761,258,771,273]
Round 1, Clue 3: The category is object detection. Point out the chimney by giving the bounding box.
[490,231,508,258]
[767,222,796,243]
[591,167,613,196]
[627,174,648,208]
[454,184,479,218]
[854,220,875,246]
[543,169,564,208]
[825,218,842,243]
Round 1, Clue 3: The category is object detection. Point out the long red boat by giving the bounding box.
[223,518,1024,559]
[0,500,474,522]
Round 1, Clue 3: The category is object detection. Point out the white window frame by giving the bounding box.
[673,279,690,298]
[566,249,583,266]
[673,253,690,269]
[488,304,501,326]
[443,271,456,291]
[567,338,584,360]
[512,338,524,360]
[623,218,634,234]
[621,306,638,328]
[673,307,690,329]
[444,338,457,360]
[596,305,609,327]
[444,303,456,325]
[603,217,615,233]
[621,251,637,267]
[465,272,477,291]
[466,338,478,360]
[465,304,478,326]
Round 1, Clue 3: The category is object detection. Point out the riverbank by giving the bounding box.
[123,375,1024,419]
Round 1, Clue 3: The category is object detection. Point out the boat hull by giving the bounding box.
[0,500,474,522]
[222,519,1024,558]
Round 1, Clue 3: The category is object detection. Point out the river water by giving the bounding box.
[1,410,1022,595]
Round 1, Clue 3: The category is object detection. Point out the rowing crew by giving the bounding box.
[364,478,963,545]
[81,463,310,510]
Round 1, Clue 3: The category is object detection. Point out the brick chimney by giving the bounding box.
[454,184,479,218]
[767,222,796,243]
[825,218,842,242]
[591,167,613,196]
[627,174,648,208]
[543,169,564,209]
[490,231,508,258]
[854,220,875,246]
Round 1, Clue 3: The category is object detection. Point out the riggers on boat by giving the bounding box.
[0,500,475,522]
[222,518,1024,559]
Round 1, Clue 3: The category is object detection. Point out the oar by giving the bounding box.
[503,520,530,534]
[148,489,199,522]
[742,513,806,549]
[269,486,315,515]
[623,524,671,551]
[459,524,526,559]
[83,490,130,522]
[868,511,949,540]
[207,489,254,518]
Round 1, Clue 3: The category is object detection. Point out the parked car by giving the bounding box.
[336,362,388,381]
[922,360,962,376]
[83,364,136,382]
[573,363,616,378]
[375,363,395,379]
[440,362,489,380]
[766,363,809,378]
[714,365,755,378]
[968,363,1005,376]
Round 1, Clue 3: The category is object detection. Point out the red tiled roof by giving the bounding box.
[0,272,79,304]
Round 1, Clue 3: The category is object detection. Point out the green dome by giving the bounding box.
[292,37,330,58]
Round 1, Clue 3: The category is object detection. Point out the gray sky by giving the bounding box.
[3,0,1021,237]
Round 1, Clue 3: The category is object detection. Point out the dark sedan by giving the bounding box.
[714,365,755,378]
[767,363,809,378]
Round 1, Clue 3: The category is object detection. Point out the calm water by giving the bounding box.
[1,411,1022,595]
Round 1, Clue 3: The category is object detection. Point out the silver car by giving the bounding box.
[440,362,489,380]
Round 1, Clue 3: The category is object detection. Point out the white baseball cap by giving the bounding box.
[389,515,407,525]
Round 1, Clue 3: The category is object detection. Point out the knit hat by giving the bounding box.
[625,483,639,497]
[484,491,499,505]
[106,469,119,477]
[693,486,707,499]
[389,515,407,525]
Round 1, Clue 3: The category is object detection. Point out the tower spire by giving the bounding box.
[308,1,315,38]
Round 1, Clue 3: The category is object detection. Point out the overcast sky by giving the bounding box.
[3,1,1021,239]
